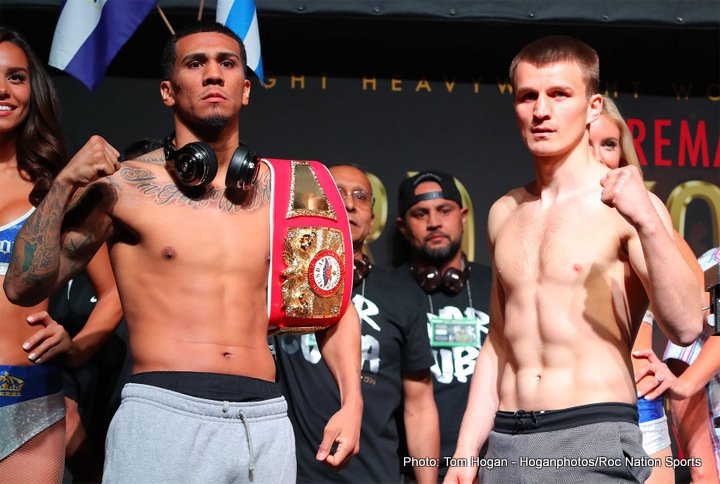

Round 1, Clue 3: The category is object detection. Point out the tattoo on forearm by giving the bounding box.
[119,166,271,212]
[20,242,36,273]
[7,182,68,289]
[65,233,95,259]
[6,177,116,298]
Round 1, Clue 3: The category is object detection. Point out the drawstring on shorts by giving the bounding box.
[222,401,256,480]
[238,411,255,480]
[512,410,540,434]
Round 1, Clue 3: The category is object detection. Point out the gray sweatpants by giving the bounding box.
[102,383,296,483]
[480,420,651,483]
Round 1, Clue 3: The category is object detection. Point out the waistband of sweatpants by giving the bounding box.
[130,371,282,401]
[121,383,288,420]
[494,402,638,434]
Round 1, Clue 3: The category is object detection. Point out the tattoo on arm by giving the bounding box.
[20,242,37,273]
[6,179,117,299]
[6,181,72,293]
[65,232,96,260]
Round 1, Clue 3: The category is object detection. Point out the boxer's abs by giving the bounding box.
[122,284,276,382]
[498,316,637,411]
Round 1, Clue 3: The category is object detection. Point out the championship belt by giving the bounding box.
[264,159,353,334]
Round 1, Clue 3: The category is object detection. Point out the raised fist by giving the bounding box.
[57,135,121,187]
[600,165,654,228]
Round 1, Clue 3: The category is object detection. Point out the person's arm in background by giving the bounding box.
[633,236,718,482]
[635,328,720,483]
[19,244,122,366]
[62,243,122,365]
[636,324,720,403]
[315,303,363,469]
[632,320,657,395]
[666,336,720,400]
[68,244,122,366]
[634,335,720,483]
[667,356,720,484]
[403,369,440,484]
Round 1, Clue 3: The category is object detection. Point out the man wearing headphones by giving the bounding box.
[393,170,492,480]
[4,22,362,482]
[275,164,440,483]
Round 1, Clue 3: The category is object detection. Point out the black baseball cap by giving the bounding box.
[397,171,463,216]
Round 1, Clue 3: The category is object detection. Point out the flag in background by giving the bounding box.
[216,0,264,83]
[49,0,157,90]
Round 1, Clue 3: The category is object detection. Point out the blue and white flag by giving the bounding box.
[49,0,157,90]
[216,0,264,83]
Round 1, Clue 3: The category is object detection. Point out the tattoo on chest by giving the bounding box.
[253,170,271,208]
[135,155,167,165]
[119,166,271,212]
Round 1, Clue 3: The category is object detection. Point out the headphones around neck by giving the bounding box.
[412,254,470,295]
[163,132,260,190]
[353,254,372,287]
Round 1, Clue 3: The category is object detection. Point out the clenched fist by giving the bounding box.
[600,165,654,228]
[57,135,121,187]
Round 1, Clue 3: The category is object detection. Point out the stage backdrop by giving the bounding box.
[46,73,719,267]
[3,2,719,268]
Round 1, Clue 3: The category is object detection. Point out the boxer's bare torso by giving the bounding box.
[489,161,649,411]
[96,153,275,379]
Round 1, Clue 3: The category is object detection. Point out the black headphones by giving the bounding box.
[163,132,260,190]
[412,254,470,295]
[353,254,372,287]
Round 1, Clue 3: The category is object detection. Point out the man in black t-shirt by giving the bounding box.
[275,165,440,483]
[394,171,492,480]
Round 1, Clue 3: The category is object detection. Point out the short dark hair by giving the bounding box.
[160,22,247,81]
[0,27,67,206]
[509,35,599,97]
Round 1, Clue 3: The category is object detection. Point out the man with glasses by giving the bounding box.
[274,164,440,483]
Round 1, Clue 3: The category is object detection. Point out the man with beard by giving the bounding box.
[275,164,440,483]
[393,171,492,480]
[4,23,362,482]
